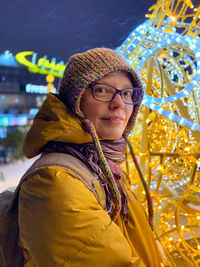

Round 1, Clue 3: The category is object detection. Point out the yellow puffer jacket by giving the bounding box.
[19,94,163,267]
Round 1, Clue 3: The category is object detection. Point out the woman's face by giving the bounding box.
[80,72,133,139]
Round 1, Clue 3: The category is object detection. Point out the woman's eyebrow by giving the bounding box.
[123,84,134,88]
[98,82,134,88]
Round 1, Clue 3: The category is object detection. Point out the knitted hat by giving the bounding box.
[59,47,144,137]
[58,48,153,228]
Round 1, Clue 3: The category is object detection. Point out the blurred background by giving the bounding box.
[0,0,155,189]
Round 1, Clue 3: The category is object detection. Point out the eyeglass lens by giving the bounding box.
[92,83,142,104]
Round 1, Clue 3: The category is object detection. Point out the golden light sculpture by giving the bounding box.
[118,0,200,265]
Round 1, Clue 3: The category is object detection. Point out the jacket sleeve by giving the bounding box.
[18,166,145,267]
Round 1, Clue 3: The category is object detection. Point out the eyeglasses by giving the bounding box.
[89,82,143,105]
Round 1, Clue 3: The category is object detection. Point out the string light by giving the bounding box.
[119,0,200,265]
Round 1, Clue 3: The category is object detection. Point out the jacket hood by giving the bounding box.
[23,94,92,158]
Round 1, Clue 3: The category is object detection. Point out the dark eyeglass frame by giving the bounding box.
[89,82,143,105]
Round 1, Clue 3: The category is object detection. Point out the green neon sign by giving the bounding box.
[15,51,66,78]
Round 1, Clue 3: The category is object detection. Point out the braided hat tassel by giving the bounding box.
[82,118,122,220]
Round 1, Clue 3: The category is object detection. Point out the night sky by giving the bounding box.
[1,0,156,62]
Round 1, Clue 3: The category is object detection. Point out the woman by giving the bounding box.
[18,48,163,266]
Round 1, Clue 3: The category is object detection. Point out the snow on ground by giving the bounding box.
[0,157,38,192]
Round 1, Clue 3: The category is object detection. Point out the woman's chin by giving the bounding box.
[97,131,123,140]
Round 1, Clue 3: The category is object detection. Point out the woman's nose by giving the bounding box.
[109,92,124,109]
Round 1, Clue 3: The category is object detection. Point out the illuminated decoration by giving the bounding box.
[0,127,6,139]
[36,95,47,108]
[15,51,66,78]
[119,0,200,265]
[46,74,55,93]
[29,109,39,116]
[0,115,33,126]
[46,74,55,83]
[0,116,10,127]
[0,50,19,67]
[26,84,56,94]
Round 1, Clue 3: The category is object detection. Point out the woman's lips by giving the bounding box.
[102,117,124,123]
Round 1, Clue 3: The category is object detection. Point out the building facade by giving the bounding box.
[0,51,58,138]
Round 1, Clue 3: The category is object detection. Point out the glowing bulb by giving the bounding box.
[170,16,176,22]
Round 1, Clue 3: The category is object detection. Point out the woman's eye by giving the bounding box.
[123,90,132,97]
[95,87,107,94]
[96,87,104,93]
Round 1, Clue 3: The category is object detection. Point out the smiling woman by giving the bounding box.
[80,72,134,139]
[18,48,163,266]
